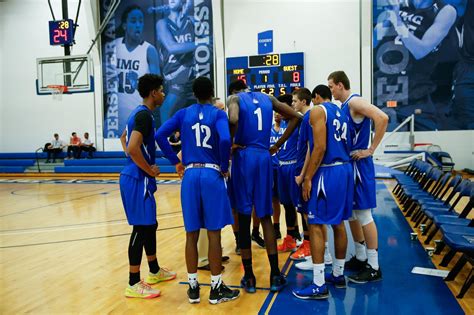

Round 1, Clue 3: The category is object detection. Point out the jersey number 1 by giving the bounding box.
[192,123,212,149]
[254,108,262,131]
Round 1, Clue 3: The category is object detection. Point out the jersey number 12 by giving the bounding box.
[192,123,212,149]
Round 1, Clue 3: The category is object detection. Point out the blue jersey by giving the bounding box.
[121,105,156,180]
[295,110,311,172]
[341,93,370,152]
[270,124,281,168]
[308,102,351,165]
[277,119,299,162]
[234,92,273,149]
[155,103,231,172]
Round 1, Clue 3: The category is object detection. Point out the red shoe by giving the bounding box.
[290,240,311,261]
[277,235,297,252]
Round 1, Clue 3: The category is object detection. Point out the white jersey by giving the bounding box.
[113,37,152,132]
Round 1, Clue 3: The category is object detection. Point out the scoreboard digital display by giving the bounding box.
[49,19,74,46]
[226,52,304,97]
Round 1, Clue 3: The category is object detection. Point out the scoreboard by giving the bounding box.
[226,52,304,97]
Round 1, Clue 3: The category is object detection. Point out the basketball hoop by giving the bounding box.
[47,85,68,101]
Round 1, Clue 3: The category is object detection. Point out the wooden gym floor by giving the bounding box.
[0,177,471,314]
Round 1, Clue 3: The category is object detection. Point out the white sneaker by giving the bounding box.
[324,251,333,265]
[295,256,313,271]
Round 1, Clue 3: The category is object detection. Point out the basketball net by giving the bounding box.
[47,85,68,101]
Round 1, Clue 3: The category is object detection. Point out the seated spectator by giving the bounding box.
[45,133,66,163]
[80,132,96,159]
[168,131,181,153]
[66,132,82,159]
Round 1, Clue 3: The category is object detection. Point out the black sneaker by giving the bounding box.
[325,272,346,289]
[293,231,302,242]
[187,283,200,304]
[344,256,367,272]
[270,274,287,292]
[251,231,266,248]
[240,276,256,293]
[209,282,240,304]
[348,265,382,284]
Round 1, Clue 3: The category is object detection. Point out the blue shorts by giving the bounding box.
[181,168,233,232]
[272,168,279,199]
[296,184,308,214]
[227,170,237,209]
[307,163,353,225]
[120,174,157,225]
[353,157,377,210]
[278,163,298,206]
[231,147,273,218]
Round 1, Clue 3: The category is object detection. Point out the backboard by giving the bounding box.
[36,54,94,95]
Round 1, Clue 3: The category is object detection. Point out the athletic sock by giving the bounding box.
[243,258,255,279]
[367,248,379,270]
[313,263,325,286]
[129,272,140,286]
[268,253,280,276]
[210,274,222,289]
[273,223,280,231]
[304,233,310,241]
[188,273,198,289]
[333,259,345,277]
[148,259,159,274]
[355,241,367,261]
[252,227,259,235]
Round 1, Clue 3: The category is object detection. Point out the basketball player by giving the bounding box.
[156,0,196,126]
[374,0,457,130]
[292,89,353,300]
[289,88,312,261]
[294,85,334,271]
[270,112,283,239]
[120,74,176,299]
[276,94,302,253]
[227,80,301,293]
[155,77,240,304]
[114,5,160,136]
[327,71,389,283]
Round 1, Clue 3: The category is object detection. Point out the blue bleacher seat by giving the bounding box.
[0,160,35,166]
[0,166,26,173]
[55,165,176,174]
[64,158,171,166]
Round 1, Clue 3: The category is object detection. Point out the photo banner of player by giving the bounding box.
[100,0,214,138]
[372,0,473,131]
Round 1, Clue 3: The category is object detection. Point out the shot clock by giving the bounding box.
[226,52,304,97]
[49,19,74,46]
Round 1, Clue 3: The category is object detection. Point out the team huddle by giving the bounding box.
[119,70,389,303]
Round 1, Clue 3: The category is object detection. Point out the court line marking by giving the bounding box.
[0,210,182,233]
[0,189,119,218]
[0,213,183,236]
[263,260,294,315]
[259,253,294,315]
[0,225,184,249]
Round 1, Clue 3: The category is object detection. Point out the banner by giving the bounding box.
[101,0,214,138]
[373,0,473,131]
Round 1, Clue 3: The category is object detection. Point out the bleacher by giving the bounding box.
[0,151,176,174]
[392,159,473,298]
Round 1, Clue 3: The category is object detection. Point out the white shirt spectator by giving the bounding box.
[50,139,66,149]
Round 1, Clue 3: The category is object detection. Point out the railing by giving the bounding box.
[35,147,43,173]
